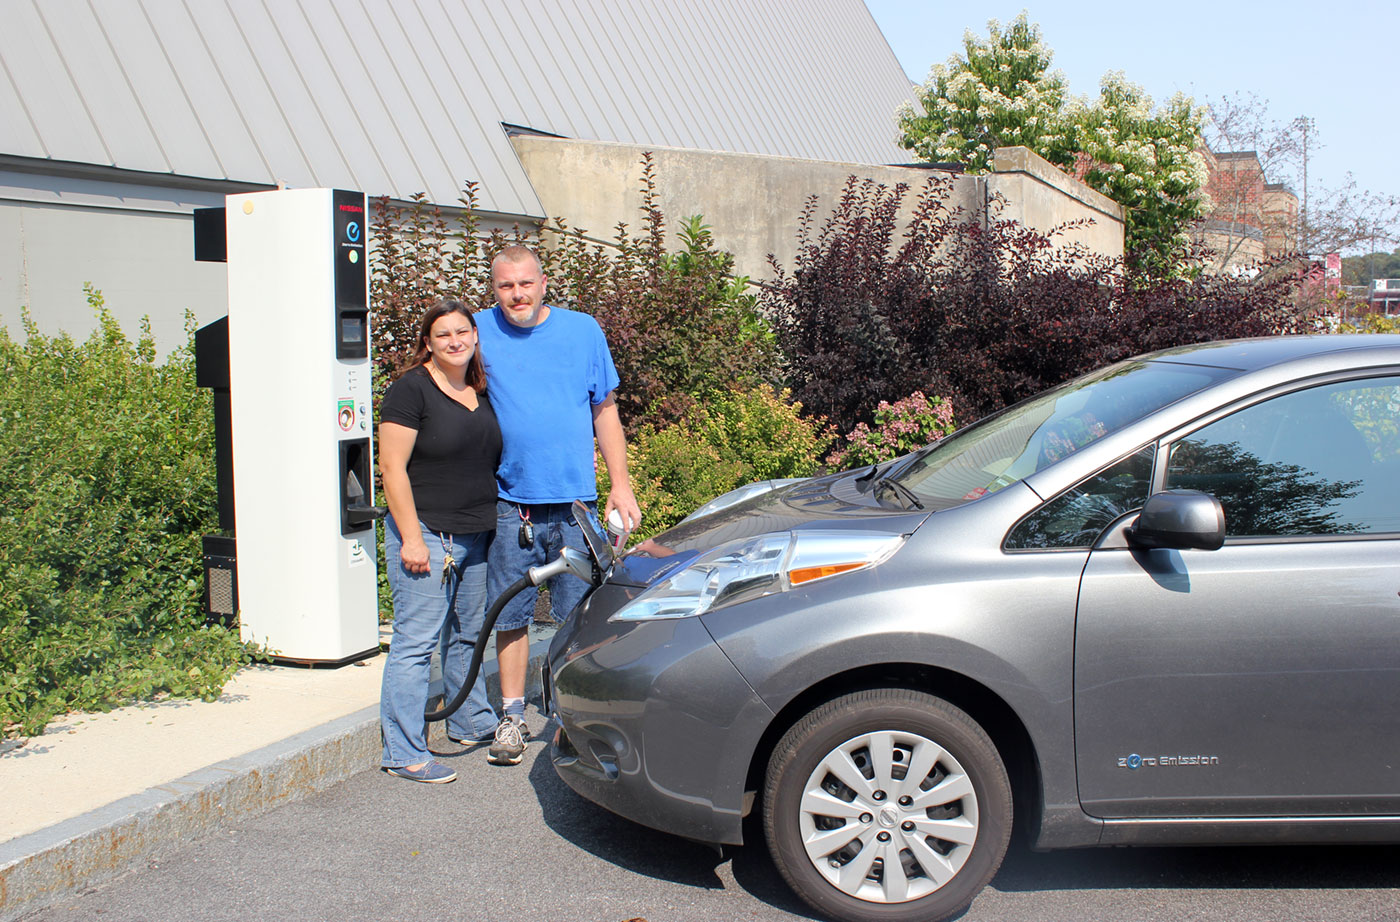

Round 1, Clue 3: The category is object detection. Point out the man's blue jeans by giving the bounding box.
[381,518,497,768]
[487,500,598,630]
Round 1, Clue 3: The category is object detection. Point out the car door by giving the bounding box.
[1074,374,1400,818]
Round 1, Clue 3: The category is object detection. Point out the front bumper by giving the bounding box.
[546,584,774,846]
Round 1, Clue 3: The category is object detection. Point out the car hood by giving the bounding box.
[607,472,932,588]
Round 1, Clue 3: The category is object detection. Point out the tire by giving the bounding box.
[763,689,1011,922]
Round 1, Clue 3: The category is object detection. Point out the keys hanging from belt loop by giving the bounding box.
[517,506,534,549]
[439,532,456,587]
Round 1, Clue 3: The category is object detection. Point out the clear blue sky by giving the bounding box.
[864,1,1398,250]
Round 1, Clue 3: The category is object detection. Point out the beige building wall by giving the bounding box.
[0,200,229,353]
[1198,221,1266,272]
[511,137,1124,283]
[0,183,529,355]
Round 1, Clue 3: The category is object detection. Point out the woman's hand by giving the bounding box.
[399,534,432,574]
[379,421,429,573]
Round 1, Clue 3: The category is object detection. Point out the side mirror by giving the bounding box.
[1128,489,1225,551]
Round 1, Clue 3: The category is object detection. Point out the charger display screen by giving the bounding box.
[341,316,364,344]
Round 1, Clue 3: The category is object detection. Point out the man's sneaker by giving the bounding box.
[487,714,530,766]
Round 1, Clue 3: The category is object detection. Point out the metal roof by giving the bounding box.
[0,0,914,218]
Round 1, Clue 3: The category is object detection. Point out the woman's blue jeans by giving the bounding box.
[381,517,498,768]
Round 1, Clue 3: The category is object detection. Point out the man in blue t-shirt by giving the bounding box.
[475,244,642,766]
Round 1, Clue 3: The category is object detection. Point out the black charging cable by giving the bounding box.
[422,547,594,722]
[423,572,531,721]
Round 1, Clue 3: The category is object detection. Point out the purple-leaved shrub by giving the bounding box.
[763,174,1307,431]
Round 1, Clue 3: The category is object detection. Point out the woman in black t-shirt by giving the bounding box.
[378,300,502,783]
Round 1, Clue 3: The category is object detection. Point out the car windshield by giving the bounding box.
[885,360,1238,507]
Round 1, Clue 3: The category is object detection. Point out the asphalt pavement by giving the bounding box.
[0,624,552,921]
[21,699,1400,922]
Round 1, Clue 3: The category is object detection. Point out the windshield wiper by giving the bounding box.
[874,476,924,510]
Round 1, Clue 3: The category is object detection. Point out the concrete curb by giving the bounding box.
[0,638,551,922]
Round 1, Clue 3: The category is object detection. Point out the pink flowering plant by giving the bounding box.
[827,392,956,470]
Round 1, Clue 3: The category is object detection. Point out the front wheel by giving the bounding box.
[763,689,1011,922]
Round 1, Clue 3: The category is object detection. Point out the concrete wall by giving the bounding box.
[987,147,1124,262]
[511,137,1124,283]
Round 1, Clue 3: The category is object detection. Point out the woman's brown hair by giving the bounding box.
[402,299,487,392]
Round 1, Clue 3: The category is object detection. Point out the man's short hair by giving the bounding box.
[492,244,541,272]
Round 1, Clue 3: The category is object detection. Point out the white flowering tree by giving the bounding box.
[1067,74,1210,276]
[897,15,1210,276]
[897,14,1070,171]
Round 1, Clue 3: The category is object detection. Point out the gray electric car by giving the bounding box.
[543,334,1400,922]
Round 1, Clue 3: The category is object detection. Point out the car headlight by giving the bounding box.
[680,479,804,523]
[609,531,906,622]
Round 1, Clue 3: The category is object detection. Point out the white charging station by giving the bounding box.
[221,187,381,663]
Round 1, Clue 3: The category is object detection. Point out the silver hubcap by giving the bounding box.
[797,730,979,904]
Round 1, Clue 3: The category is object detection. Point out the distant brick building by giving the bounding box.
[1196,149,1299,273]
[1369,279,1400,314]
[1263,182,1298,255]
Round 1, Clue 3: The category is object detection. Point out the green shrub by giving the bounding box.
[1338,312,1400,334]
[827,391,957,469]
[546,188,784,428]
[0,288,256,738]
[687,385,834,483]
[617,424,745,537]
[601,385,832,540]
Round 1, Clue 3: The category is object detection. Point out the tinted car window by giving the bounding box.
[1006,446,1155,549]
[1165,377,1400,536]
[891,361,1234,509]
